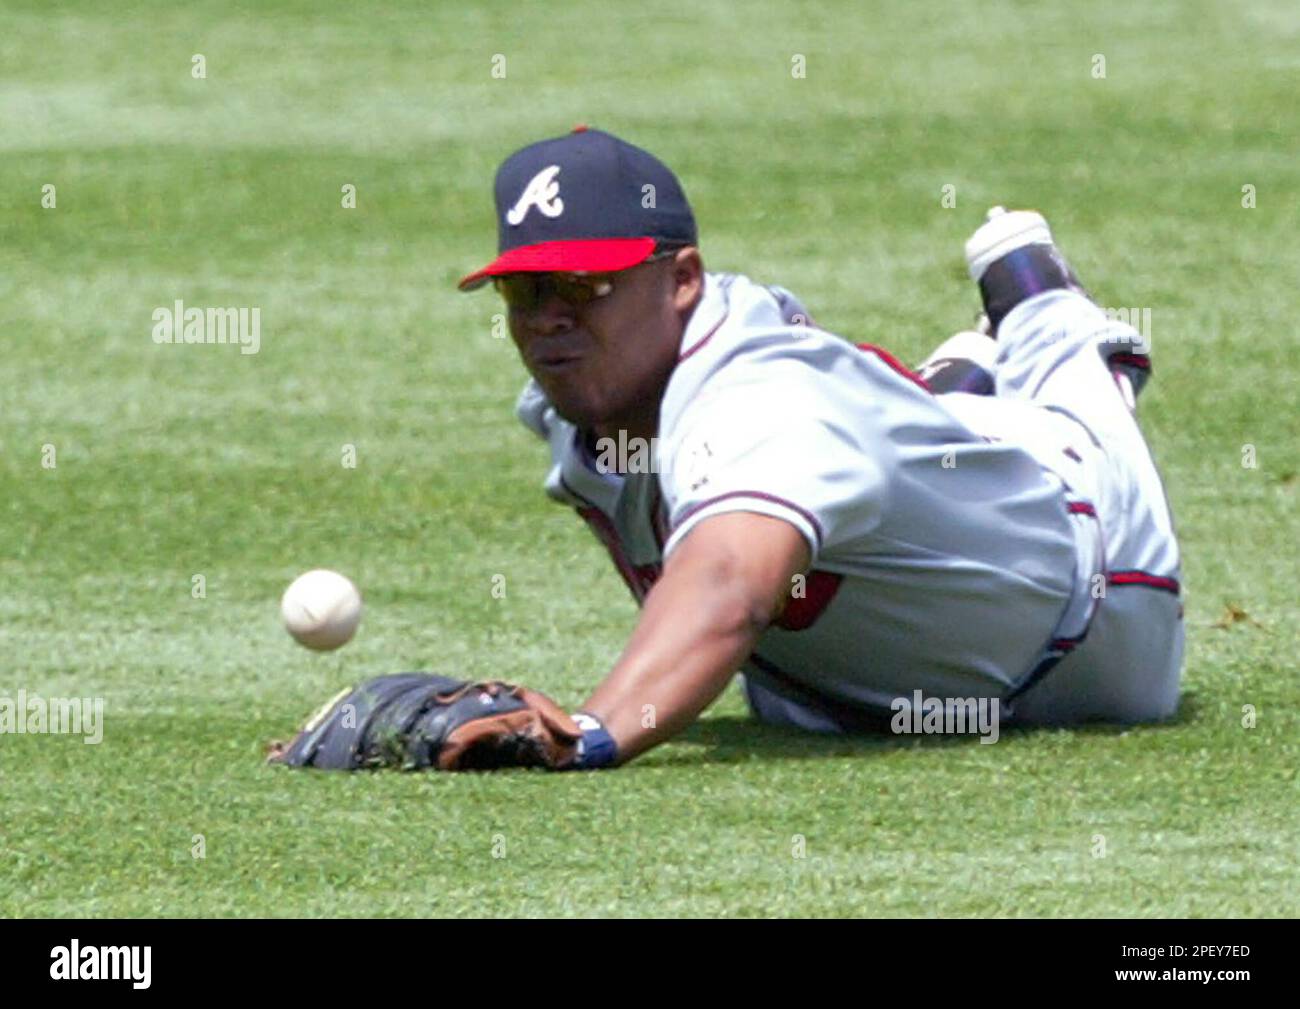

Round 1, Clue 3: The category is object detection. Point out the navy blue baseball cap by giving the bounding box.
[458,126,697,291]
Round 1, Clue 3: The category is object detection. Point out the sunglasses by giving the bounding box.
[492,247,683,312]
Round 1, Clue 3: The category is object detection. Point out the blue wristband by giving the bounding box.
[571,713,618,769]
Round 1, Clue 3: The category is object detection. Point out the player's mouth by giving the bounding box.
[533,353,582,370]
[530,347,587,372]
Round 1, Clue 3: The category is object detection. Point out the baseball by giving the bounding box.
[280,569,362,651]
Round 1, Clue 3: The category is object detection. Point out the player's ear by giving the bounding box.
[670,246,704,315]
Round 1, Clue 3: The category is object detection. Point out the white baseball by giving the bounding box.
[280,569,362,651]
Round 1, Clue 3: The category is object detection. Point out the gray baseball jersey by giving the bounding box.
[516,272,1113,713]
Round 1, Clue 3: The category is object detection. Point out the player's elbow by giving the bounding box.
[668,512,809,641]
[694,555,782,642]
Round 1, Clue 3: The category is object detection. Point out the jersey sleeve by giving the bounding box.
[659,343,891,563]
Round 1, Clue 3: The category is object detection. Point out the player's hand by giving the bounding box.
[435,681,582,770]
[268,673,582,772]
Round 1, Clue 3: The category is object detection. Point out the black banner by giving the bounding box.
[0,918,1276,994]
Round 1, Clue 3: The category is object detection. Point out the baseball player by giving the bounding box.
[271,126,1182,773]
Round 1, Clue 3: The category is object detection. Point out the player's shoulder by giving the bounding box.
[673,272,860,378]
[664,272,863,417]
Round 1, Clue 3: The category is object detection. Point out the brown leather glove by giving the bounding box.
[434,681,582,770]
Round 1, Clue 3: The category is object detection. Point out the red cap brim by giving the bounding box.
[458,237,657,291]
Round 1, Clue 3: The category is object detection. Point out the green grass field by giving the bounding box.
[1,0,1296,917]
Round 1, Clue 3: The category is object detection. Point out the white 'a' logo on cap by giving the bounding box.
[506,165,564,226]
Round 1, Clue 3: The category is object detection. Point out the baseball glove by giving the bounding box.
[267,673,581,771]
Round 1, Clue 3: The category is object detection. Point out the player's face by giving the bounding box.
[502,249,701,434]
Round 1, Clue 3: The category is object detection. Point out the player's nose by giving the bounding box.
[519,293,578,337]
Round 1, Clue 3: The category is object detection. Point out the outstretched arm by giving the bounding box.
[579,511,811,765]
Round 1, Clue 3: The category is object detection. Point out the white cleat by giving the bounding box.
[963,205,1089,335]
[964,206,1056,283]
